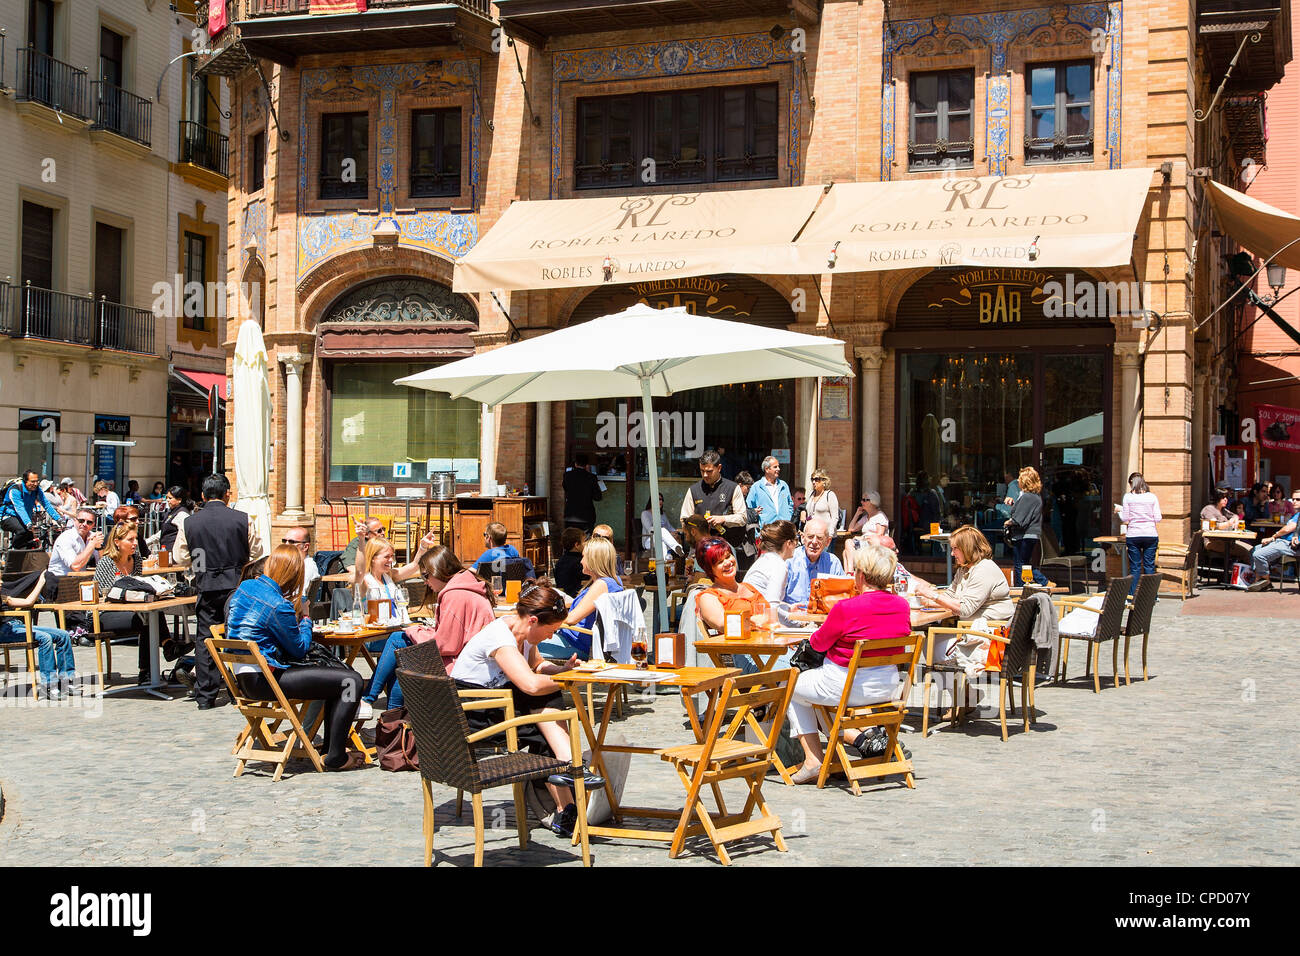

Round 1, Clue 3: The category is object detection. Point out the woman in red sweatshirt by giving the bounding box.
[787,542,913,784]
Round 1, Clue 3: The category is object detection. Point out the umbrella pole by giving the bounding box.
[639,378,670,635]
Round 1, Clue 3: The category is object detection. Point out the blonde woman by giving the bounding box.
[806,469,842,530]
[95,520,175,682]
[550,536,624,658]
[1004,466,1048,587]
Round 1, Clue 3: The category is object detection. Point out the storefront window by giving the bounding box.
[329,363,480,483]
[18,409,59,478]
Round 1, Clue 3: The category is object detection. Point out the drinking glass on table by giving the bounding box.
[395,586,410,624]
[630,634,649,670]
[622,559,634,578]
[1020,565,1034,587]
[366,587,382,625]
[491,574,504,597]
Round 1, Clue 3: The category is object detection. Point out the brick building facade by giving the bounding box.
[196,0,1290,566]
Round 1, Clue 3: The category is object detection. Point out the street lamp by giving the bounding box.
[1266,262,1287,298]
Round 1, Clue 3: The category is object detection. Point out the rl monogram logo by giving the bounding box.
[942,175,1034,213]
[616,194,698,229]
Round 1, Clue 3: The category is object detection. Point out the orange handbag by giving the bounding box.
[984,624,1008,671]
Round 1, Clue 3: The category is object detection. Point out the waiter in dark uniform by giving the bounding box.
[678,450,749,566]
[174,473,263,710]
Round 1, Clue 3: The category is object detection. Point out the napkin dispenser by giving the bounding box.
[655,632,686,668]
[724,610,751,641]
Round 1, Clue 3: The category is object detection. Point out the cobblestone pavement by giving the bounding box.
[2,597,1297,867]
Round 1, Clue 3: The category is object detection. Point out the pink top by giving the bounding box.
[810,589,912,667]
[1119,492,1163,538]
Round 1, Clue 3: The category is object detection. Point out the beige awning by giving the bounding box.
[452,185,825,293]
[1206,180,1300,270]
[792,168,1156,273]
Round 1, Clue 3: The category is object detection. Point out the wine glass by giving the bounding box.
[395,586,410,624]
[491,574,504,597]
[622,559,634,579]
[630,637,649,670]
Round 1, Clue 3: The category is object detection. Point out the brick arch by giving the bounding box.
[296,245,473,332]
[552,273,801,328]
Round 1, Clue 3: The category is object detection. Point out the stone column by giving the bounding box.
[1192,366,1209,508]
[278,351,308,517]
[479,403,497,496]
[535,401,551,498]
[1116,343,1142,481]
[855,346,885,495]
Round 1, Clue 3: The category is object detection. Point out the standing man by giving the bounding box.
[781,517,845,605]
[174,474,263,710]
[563,452,602,533]
[2,471,65,549]
[679,450,747,558]
[746,455,793,523]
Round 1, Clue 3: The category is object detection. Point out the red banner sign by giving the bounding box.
[308,0,368,13]
[1257,403,1300,452]
[207,0,227,35]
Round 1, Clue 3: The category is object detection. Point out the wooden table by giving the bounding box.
[920,533,954,584]
[139,562,190,576]
[35,595,197,699]
[553,665,740,847]
[1203,529,1258,585]
[312,621,408,669]
[1093,535,1129,577]
[320,572,354,583]
[787,606,954,629]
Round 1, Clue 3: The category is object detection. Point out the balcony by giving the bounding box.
[0,283,157,356]
[495,0,820,47]
[90,81,153,147]
[196,0,495,75]
[179,120,231,177]
[14,47,89,119]
[1198,1,1293,93]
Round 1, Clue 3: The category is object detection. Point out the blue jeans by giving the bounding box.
[1251,539,1294,579]
[1012,538,1049,587]
[1,623,75,685]
[1125,536,1159,597]
[364,631,412,706]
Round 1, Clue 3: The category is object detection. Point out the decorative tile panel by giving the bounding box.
[551,33,802,198]
[296,58,482,281]
[882,2,1121,179]
[241,198,267,274]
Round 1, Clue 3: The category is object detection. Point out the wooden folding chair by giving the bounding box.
[813,636,923,794]
[206,633,326,781]
[1,609,40,700]
[657,669,797,866]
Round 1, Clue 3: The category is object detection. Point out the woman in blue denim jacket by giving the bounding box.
[227,544,365,770]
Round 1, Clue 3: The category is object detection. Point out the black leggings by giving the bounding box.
[238,666,362,766]
[99,610,171,675]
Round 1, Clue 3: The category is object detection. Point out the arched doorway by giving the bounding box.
[563,274,797,548]
[888,268,1116,559]
[318,276,482,497]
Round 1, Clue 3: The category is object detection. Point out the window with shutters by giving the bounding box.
[1024,61,1094,165]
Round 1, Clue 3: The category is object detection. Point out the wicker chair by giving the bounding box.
[1053,577,1129,692]
[398,668,594,867]
[1156,530,1203,599]
[1122,573,1162,684]
[923,595,1042,741]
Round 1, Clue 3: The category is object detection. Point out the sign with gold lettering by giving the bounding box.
[569,274,793,328]
[895,268,1116,332]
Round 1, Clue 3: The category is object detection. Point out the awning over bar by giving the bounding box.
[1206,180,1300,270]
[791,168,1156,273]
[452,185,826,293]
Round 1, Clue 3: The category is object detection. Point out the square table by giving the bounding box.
[1203,529,1258,586]
[552,664,740,846]
[35,595,197,699]
[312,621,408,670]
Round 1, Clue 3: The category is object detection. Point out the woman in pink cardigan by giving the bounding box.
[1118,472,1162,599]
[787,542,912,784]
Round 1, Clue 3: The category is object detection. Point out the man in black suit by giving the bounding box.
[174,473,264,709]
[563,452,602,534]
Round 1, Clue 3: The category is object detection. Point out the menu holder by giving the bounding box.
[654,632,686,668]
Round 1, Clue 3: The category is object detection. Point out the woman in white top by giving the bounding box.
[641,494,676,552]
[1117,472,1162,599]
[453,584,584,837]
[742,519,798,603]
[806,469,842,531]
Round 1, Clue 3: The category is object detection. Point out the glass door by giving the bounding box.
[1037,353,1109,556]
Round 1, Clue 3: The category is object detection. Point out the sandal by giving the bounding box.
[324,750,367,772]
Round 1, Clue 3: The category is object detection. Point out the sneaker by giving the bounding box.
[62,680,84,696]
[38,685,65,701]
[1247,579,1273,592]
[69,627,90,645]
[172,664,196,691]
[549,804,578,838]
[355,700,374,721]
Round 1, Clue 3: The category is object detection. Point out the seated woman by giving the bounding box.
[548,536,624,659]
[695,537,771,631]
[113,505,150,558]
[453,584,584,837]
[911,524,1014,706]
[2,570,79,698]
[363,546,495,710]
[787,543,912,784]
[742,520,798,604]
[226,544,366,771]
[94,521,174,683]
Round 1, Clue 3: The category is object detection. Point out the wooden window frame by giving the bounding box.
[1023,59,1094,165]
[908,69,975,171]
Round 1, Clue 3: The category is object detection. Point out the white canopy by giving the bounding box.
[397,304,853,627]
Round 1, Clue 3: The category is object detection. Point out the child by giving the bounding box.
[552,526,585,596]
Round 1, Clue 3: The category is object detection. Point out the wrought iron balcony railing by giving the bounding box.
[91,81,152,146]
[179,120,230,177]
[0,283,157,355]
[15,47,89,119]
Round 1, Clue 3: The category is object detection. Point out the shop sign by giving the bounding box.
[1257,403,1300,452]
[171,406,209,426]
[95,415,131,437]
[570,274,793,328]
[926,269,1054,324]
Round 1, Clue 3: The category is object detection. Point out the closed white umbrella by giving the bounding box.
[396,304,853,627]
[232,319,272,554]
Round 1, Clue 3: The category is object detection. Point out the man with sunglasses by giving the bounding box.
[1247,498,1300,591]
[46,507,105,640]
[282,527,320,607]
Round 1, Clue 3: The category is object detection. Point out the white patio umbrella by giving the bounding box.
[396,303,853,627]
[1011,412,1104,449]
[232,319,273,555]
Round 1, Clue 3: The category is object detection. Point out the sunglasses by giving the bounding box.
[282,538,308,545]
[76,518,95,525]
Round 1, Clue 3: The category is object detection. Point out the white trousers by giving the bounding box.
[787,660,900,737]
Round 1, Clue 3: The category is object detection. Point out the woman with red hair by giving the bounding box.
[694,538,771,634]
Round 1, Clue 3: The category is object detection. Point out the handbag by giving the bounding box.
[104,576,156,603]
[789,638,826,672]
[284,641,350,670]
[375,707,419,772]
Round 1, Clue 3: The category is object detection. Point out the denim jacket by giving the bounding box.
[226,574,312,669]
